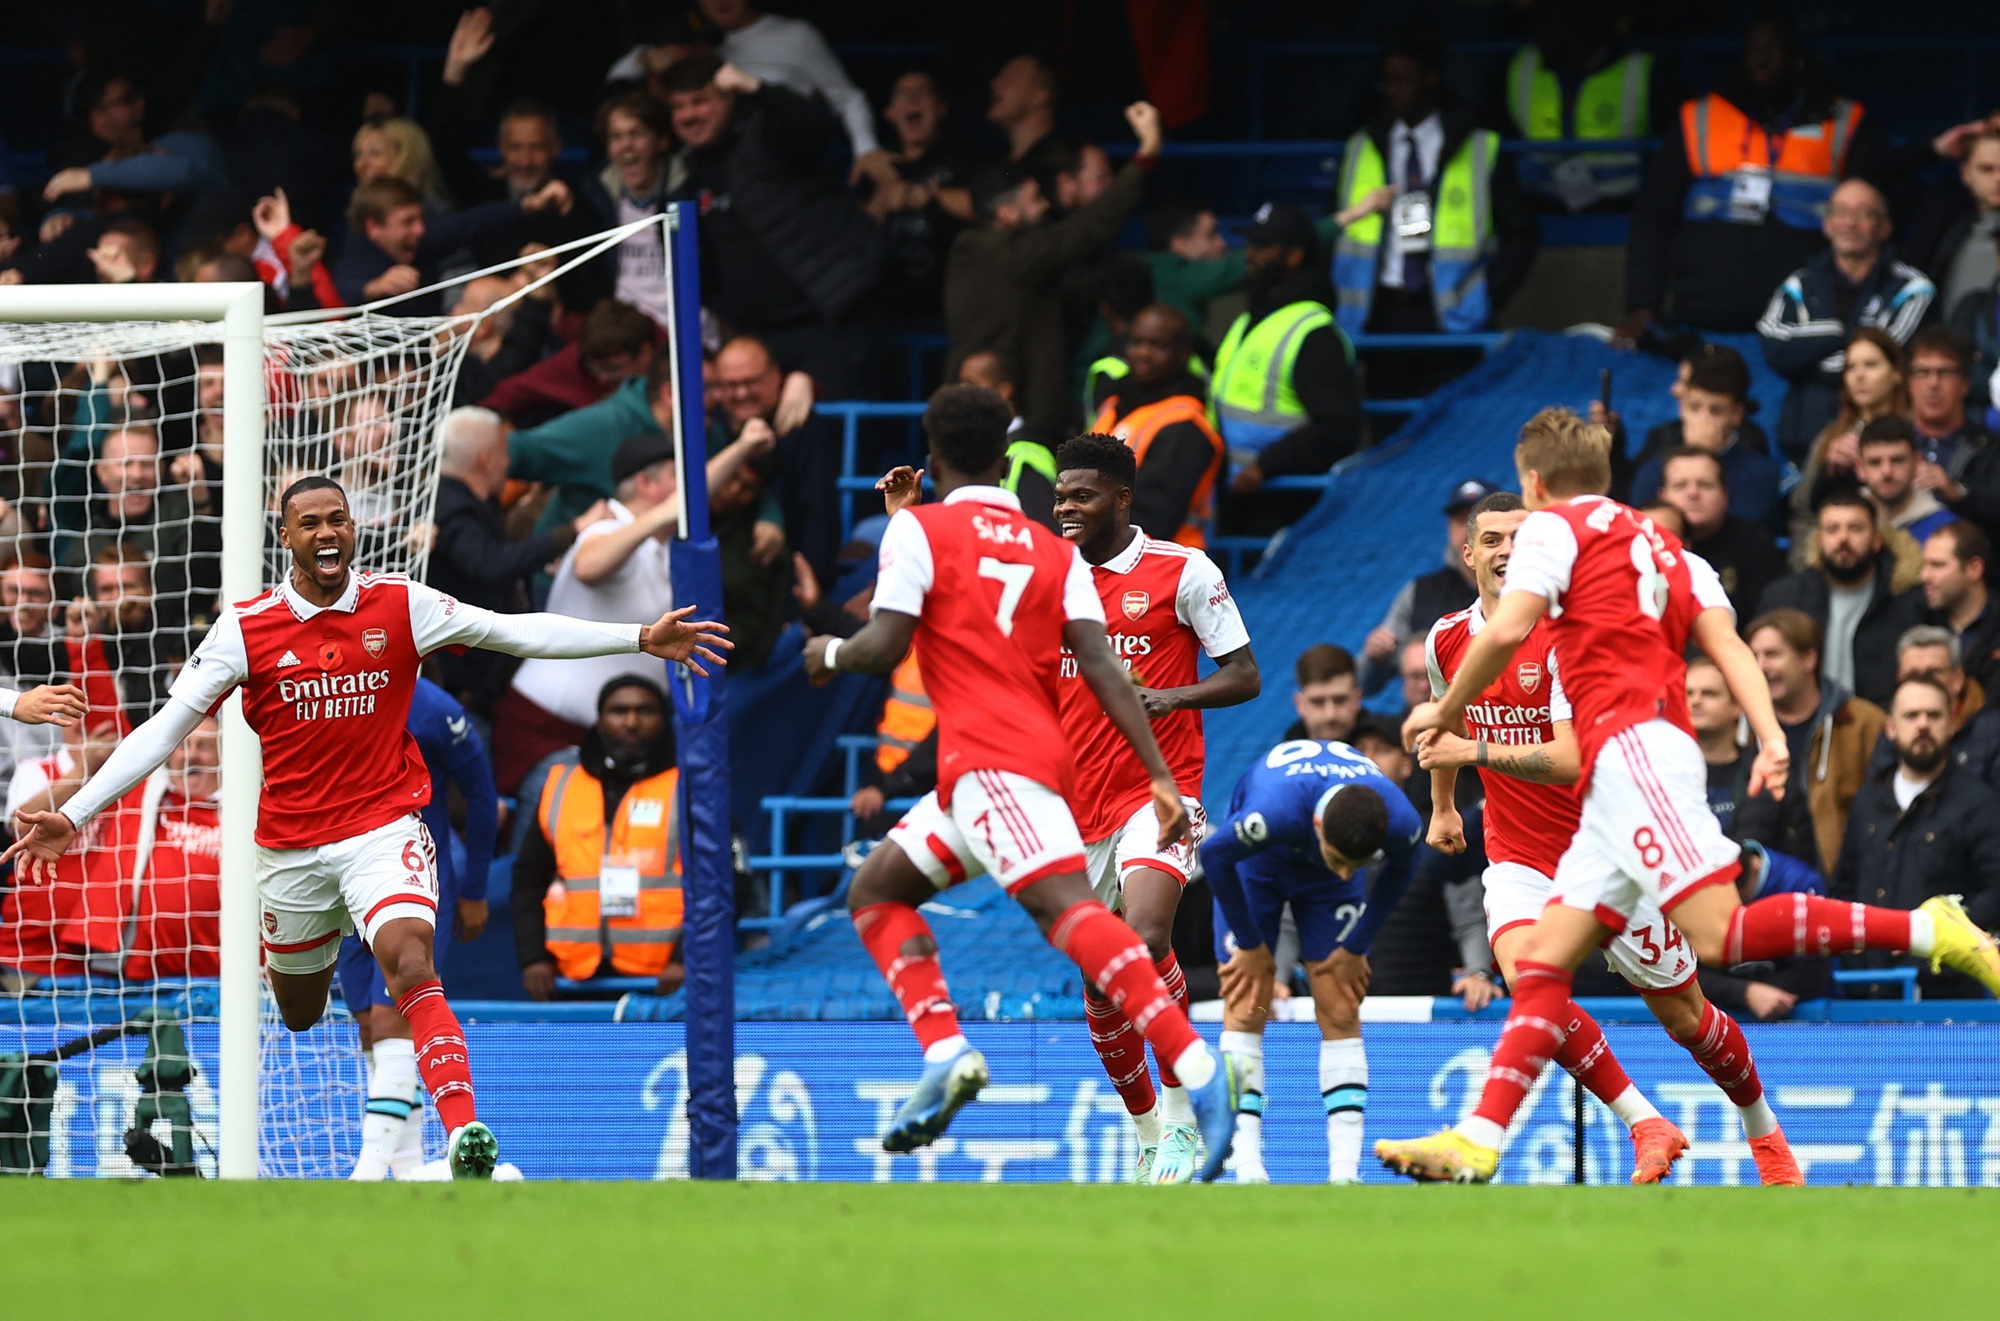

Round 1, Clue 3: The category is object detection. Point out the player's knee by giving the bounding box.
[278,999,326,1032]
[1130,916,1174,962]
[1652,993,1705,1039]
[1685,931,1729,968]
[375,938,436,997]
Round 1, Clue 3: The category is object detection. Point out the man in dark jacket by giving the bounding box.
[1906,327,2000,540]
[1832,675,2000,998]
[661,54,887,398]
[1918,520,2000,694]
[1757,491,1926,707]
[1864,624,2000,788]
[428,407,605,712]
[1756,179,1935,459]
[1659,447,1785,618]
[944,101,1163,436]
[332,177,565,313]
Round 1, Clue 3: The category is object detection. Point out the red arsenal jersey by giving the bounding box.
[871,486,1105,805]
[1056,530,1250,841]
[1502,496,1731,784]
[1427,604,1577,876]
[123,790,222,979]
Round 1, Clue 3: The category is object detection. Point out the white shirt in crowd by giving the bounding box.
[1380,112,1445,292]
[510,500,674,728]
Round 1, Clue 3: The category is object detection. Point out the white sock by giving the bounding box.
[923,1033,969,1065]
[1158,1084,1194,1127]
[1132,1104,1161,1147]
[1908,909,1936,957]
[1222,1030,1265,1169]
[1171,1039,1216,1090]
[1458,1116,1507,1149]
[351,1039,418,1181]
[1320,1036,1367,1182]
[391,1093,428,1176]
[1738,1094,1780,1139]
[1606,1083,1663,1130]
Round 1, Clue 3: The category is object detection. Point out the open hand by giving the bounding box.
[2,809,79,885]
[875,466,924,516]
[639,604,732,674]
[12,683,87,728]
[444,7,496,86]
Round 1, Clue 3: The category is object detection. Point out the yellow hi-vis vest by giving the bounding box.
[1506,46,1651,206]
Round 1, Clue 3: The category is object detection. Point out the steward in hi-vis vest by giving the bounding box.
[1504,40,1653,210]
[1087,305,1224,548]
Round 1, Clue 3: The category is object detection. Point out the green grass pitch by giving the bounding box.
[5,1182,1998,1318]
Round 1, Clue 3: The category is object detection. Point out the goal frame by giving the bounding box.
[0,281,266,1178]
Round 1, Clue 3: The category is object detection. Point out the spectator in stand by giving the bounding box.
[691,0,892,182]
[1857,418,1958,545]
[1904,327,2000,540]
[428,407,610,714]
[1083,304,1224,547]
[988,55,1063,183]
[1283,643,1362,743]
[955,350,1058,530]
[1690,656,1766,840]
[450,269,557,409]
[0,557,65,794]
[709,441,793,673]
[1919,520,2000,693]
[1792,327,1911,548]
[58,424,190,604]
[580,90,676,331]
[1330,38,1537,372]
[1923,125,2000,321]
[245,188,336,313]
[1359,478,1485,694]
[1760,490,1924,707]
[1499,0,1670,214]
[1141,200,1245,344]
[1212,203,1364,524]
[1658,447,1784,618]
[606,5,721,83]
[1396,637,1432,718]
[65,542,180,726]
[1745,607,1887,874]
[946,102,1161,437]
[334,176,567,313]
[1619,15,1892,339]
[2,214,170,288]
[1866,624,2000,788]
[514,676,684,1000]
[119,715,223,982]
[1831,675,2000,999]
[39,72,229,241]
[351,117,448,205]
[661,54,888,396]
[483,298,657,428]
[1757,179,1934,460]
[1612,345,1779,523]
[708,335,839,578]
[869,71,983,320]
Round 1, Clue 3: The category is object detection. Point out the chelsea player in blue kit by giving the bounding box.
[1201,738,1422,1183]
[337,678,499,1179]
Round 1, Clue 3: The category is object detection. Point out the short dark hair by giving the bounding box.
[922,385,1013,477]
[280,475,347,519]
[598,674,666,714]
[1908,325,1975,375]
[1056,433,1136,487]
[1145,199,1209,252]
[579,299,658,364]
[349,176,423,230]
[498,98,560,136]
[1930,519,1992,570]
[959,348,1017,389]
[1465,490,1525,542]
[1858,415,1917,450]
[1295,643,1356,688]
[595,88,672,140]
[1684,344,1752,403]
[1747,607,1822,661]
[1815,486,1877,523]
[1319,785,1389,862]
[970,164,1033,224]
[658,50,725,96]
[1660,444,1727,486]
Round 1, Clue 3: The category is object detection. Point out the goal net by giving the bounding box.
[0,285,477,1176]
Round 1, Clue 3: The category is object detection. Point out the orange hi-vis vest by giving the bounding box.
[537,760,683,979]
[875,651,934,774]
[1680,92,1863,231]
[1090,392,1224,548]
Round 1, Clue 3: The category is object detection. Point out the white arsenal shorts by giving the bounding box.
[1551,719,1742,936]
[1082,796,1207,912]
[258,813,441,974]
[1483,860,1697,995]
[887,770,1088,895]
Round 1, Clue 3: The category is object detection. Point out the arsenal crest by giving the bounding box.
[317,642,344,671]
[1516,661,1543,694]
[1121,590,1150,620]
[362,628,388,658]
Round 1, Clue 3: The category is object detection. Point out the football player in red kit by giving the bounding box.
[804,386,1240,1181]
[6,476,729,1179]
[1422,490,1800,1185]
[1380,408,2000,1183]
[1050,433,1260,1183]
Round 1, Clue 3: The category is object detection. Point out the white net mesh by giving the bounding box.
[0,305,472,1177]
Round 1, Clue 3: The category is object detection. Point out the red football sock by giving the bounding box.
[1552,999,1637,1107]
[393,980,476,1134]
[1152,951,1190,1088]
[1673,1001,1763,1106]
[1050,901,1200,1070]
[1085,987,1157,1115]
[1725,894,1912,963]
[854,901,963,1052]
[1471,961,1572,1131]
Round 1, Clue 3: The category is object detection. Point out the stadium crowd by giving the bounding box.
[0,1,1999,1010]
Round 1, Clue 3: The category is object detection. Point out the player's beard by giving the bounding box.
[1823,550,1874,586]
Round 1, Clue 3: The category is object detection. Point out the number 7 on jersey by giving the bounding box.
[978,556,1034,636]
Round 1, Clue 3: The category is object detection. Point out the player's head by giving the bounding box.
[1293,643,1360,743]
[1054,433,1136,556]
[1315,783,1389,877]
[1514,406,1612,508]
[921,384,1013,491]
[596,676,671,766]
[277,476,354,593]
[1462,490,1528,603]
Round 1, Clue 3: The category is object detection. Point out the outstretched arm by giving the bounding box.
[412,587,731,676]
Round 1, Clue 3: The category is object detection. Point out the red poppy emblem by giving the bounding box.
[1517,662,1543,695]
[362,628,387,658]
[1122,591,1150,620]
[318,642,344,671]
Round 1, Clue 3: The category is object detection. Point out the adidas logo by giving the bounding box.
[276,650,303,669]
